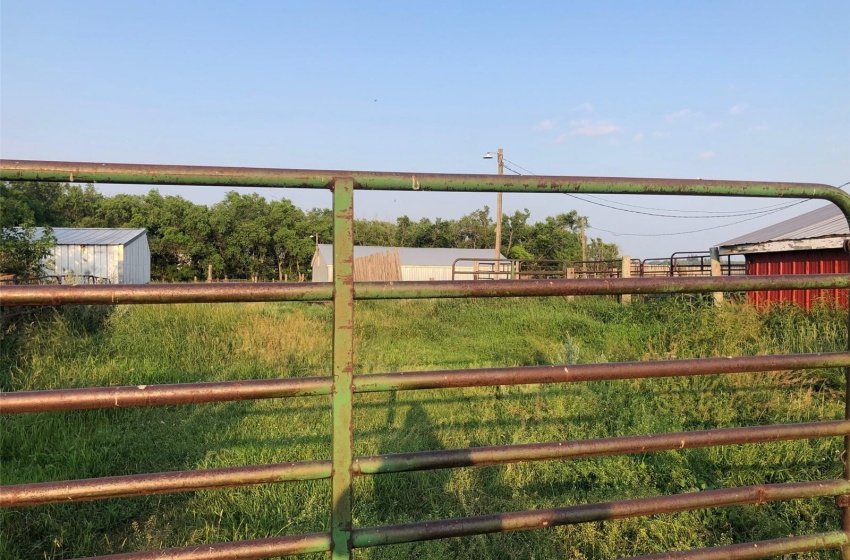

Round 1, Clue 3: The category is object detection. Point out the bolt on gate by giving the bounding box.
[1,160,850,559]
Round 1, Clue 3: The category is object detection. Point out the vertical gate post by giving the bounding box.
[843,242,850,560]
[331,177,355,559]
[621,256,632,305]
[710,247,724,305]
[844,329,850,560]
[830,229,850,558]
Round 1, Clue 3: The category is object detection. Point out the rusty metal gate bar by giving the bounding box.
[1,160,850,560]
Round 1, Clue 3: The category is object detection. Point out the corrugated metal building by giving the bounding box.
[33,228,151,284]
[311,244,508,282]
[717,204,848,309]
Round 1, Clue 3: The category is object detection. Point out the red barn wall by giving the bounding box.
[747,248,848,309]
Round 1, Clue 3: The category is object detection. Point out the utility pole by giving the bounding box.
[494,148,504,263]
[483,148,505,278]
[580,217,587,262]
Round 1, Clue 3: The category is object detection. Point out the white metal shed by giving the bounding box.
[310,244,507,282]
[32,228,151,284]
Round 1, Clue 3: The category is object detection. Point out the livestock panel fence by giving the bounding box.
[1,160,850,559]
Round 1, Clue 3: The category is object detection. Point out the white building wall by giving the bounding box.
[50,245,86,277]
[311,251,331,282]
[402,266,453,281]
[107,245,121,283]
[318,264,508,281]
[123,235,151,284]
[45,235,151,283]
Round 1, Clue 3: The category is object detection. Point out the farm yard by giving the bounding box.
[3,1,848,557]
[1,296,846,559]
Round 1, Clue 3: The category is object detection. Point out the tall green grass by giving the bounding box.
[0,297,846,559]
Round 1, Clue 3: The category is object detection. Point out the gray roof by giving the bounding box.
[28,227,147,246]
[718,204,848,247]
[316,244,506,266]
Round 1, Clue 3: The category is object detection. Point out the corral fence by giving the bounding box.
[640,252,747,278]
[0,274,111,285]
[452,253,747,281]
[1,160,850,559]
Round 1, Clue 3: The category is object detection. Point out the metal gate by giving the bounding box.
[2,160,850,559]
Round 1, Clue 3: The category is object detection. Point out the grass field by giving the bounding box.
[0,296,846,559]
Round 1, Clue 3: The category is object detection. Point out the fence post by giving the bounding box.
[331,177,355,560]
[565,267,575,301]
[843,241,850,560]
[710,247,723,305]
[621,256,632,305]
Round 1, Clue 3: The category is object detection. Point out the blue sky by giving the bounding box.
[2,1,848,257]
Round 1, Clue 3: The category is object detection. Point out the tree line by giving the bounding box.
[0,181,618,282]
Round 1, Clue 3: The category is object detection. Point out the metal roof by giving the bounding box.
[316,244,506,266]
[29,227,147,246]
[718,204,848,247]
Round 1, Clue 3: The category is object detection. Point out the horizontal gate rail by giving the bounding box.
[352,352,850,392]
[351,480,849,547]
[2,159,848,210]
[4,420,847,508]
[3,353,847,414]
[2,159,849,559]
[75,532,850,560]
[631,533,849,560]
[1,274,848,306]
[0,377,333,413]
[75,481,849,560]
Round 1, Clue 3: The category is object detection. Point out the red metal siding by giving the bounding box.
[747,249,848,309]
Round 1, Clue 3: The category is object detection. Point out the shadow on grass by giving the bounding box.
[0,400,255,558]
[360,403,471,558]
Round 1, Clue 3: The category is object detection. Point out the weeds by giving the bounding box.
[0,297,845,559]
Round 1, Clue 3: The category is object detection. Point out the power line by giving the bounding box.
[586,200,809,237]
[502,158,536,176]
[499,159,811,217]
[565,192,807,219]
[501,163,522,175]
[498,157,845,237]
[571,192,794,215]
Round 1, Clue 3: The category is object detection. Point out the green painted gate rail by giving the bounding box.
[2,160,850,559]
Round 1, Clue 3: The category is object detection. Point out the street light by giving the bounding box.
[482,148,504,263]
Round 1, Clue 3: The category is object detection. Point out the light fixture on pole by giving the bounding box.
[482,148,504,264]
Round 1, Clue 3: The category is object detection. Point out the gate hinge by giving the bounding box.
[836,494,850,508]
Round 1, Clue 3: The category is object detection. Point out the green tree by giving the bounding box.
[588,237,620,261]
[526,211,583,261]
[355,219,396,247]
[269,199,314,280]
[0,181,67,226]
[135,190,213,281]
[210,192,274,280]
[0,226,56,279]
[454,207,494,249]
[54,184,104,226]
[502,209,532,258]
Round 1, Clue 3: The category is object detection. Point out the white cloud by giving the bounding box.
[751,123,769,131]
[706,122,722,130]
[554,133,569,144]
[729,103,747,114]
[570,119,621,137]
[666,109,694,121]
[632,133,644,143]
[534,119,556,131]
[574,102,595,113]
[698,151,716,160]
